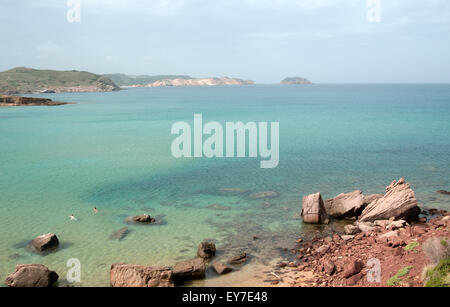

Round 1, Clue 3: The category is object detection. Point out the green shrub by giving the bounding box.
[425,257,450,287]
[404,241,420,252]
[387,266,413,286]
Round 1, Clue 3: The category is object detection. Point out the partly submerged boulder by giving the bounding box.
[5,264,59,287]
[301,193,328,224]
[132,214,156,224]
[324,190,365,218]
[212,262,233,275]
[109,227,129,241]
[172,258,206,283]
[197,241,216,259]
[30,233,59,253]
[110,263,173,287]
[359,178,420,222]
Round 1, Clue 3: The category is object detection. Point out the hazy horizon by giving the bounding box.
[1,0,450,83]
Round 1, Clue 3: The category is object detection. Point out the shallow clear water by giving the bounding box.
[0,85,449,286]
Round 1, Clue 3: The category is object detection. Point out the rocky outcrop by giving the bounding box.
[172,258,206,283]
[110,263,173,287]
[0,95,71,106]
[30,233,59,253]
[301,193,329,224]
[212,263,233,275]
[197,241,216,259]
[147,77,254,87]
[359,178,420,222]
[437,190,450,195]
[324,190,365,218]
[281,77,312,85]
[5,264,59,287]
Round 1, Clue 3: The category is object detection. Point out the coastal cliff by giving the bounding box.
[147,77,254,87]
[0,67,120,94]
[281,77,312,85]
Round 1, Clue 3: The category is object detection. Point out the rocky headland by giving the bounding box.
[0,95,73,107]
[0,67,120,94]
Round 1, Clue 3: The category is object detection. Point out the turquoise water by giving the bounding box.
[1,85,449,286]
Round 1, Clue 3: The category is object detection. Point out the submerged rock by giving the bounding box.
[110,263,173,287]
[437,190,450,195]
[301,193,329,224]
[248,191,278,199]
[109,227,129,241]
[30,233,59,253]
[359,178,420,222]
[197,241,216,259]
[212,262,233,275]
[324,190,365,218]
[5,264,59,287]
[218,188,247,194]
[172,258,206,283]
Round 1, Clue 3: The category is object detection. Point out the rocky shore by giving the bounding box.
[0,95,73,106]
[270,178,449,287]
[3,178,448,287]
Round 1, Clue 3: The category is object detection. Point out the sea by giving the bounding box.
[0,84,449,286]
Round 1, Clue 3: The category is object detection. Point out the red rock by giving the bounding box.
[344,260,364,278]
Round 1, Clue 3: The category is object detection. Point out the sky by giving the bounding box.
[0,0,449,83]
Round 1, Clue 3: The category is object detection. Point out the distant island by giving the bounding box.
[281,77,312,85]
[107,74,254,88]
[0,95,72,107]
[0,67,120,95]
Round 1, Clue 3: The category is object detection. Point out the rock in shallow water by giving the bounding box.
[5,264,59,287]
[324,190,365,218]
[30,233,59,253]
[109,227,129,241]
[110,263,173,287]
[172,258,206,283]
[359,178,420,222]
[228,252,248,265]
[197,241,216,259]
[212,262,233,275]
[301,193,329,224]
[248,191,278,199]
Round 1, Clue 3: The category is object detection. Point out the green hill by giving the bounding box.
[0,67,120,94]
[105,73,192,87]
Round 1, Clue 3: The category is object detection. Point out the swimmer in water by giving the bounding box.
[93,207,98,214]
[69,214,77,221]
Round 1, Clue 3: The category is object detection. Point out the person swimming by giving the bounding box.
[93,207,98,214]
[69,214,77,221]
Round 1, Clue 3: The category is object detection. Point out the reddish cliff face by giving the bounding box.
[0,95,71,106]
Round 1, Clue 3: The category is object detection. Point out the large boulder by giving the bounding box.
[363,194,384,205]
[30,233,59,252]
[5,264,59,287]
[324,190,365,218]
[197,241,216,259]
[172,258,206,283]
[301,193,328,224]
[110,263,173,287]
[359,178,420,222]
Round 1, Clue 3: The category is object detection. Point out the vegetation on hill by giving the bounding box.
[0,67,120,94]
